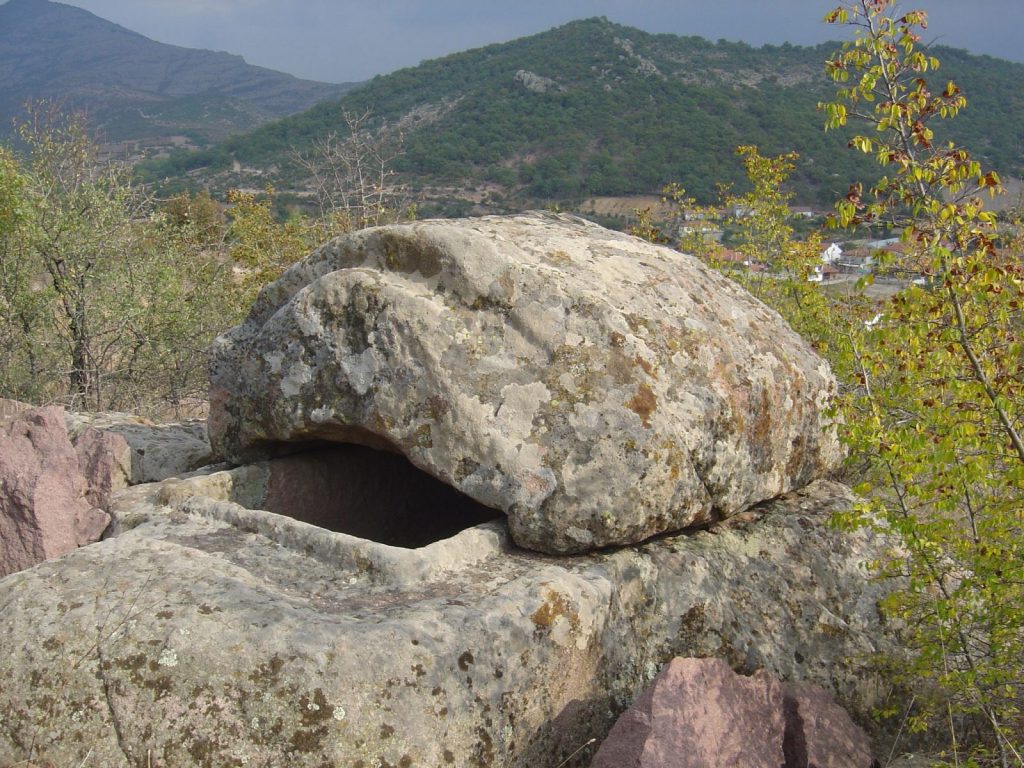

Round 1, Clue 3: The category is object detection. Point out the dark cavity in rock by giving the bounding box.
[262,445,503,548]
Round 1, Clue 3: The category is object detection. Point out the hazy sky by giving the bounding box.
[21,0,1024,83]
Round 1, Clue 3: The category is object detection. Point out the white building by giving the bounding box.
[809,243,843,282]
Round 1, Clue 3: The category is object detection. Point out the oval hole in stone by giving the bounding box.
[261,444,503,549]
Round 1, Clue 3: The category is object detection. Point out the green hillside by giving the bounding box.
[139,17,1024,208]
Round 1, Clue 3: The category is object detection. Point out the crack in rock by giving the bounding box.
[95,635,133,768]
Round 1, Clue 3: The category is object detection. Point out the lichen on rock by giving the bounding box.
[0,477,894,768]
[209,212,842,553]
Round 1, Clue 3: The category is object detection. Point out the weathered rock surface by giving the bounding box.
[0,470,892,768]
[788,680,881,768]
[65,411,215,484]
[74,426,132,509]
[209,212,842,553]
[0,397,32,423]
[0,406,110,578]
[590,657,878,768]
[0,403,212,578]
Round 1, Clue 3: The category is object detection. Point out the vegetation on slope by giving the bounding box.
[638,4,1024,762]
[139,17,1024,208]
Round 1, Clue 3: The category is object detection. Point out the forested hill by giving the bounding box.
[141,17,1024,207]
[0,0,359,145]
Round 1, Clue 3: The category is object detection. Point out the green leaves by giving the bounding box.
[0,149,25,238]
[0,109,242,416]
[821,101,849,129]
[824,2,1024,760]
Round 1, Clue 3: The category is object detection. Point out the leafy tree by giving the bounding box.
[628,201,670,246]
[822,2,1024,763]
[0,146,49,401]
[727,146,798,272]
[629,183,721,252]
[2,102,415,416]
[657,182,725,263]
[161,189,226,248]
[224,186,323,306]
[0,106,238,415]
[0,147,23,236]
[7,106,146,403]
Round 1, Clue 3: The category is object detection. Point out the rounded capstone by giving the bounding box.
[208,212,842,553]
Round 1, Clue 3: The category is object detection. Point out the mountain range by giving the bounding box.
[139,17,1024,211]
[0,0,358,148]
[3,3,1021,212]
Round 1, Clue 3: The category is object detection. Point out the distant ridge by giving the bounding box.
[0,0,360,146]
[143,17,1024,210]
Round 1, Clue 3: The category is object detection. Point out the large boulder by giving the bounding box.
[0,406,110,577]
[590,657,878,768]
[209,213,842,553]
[0,470,892,768]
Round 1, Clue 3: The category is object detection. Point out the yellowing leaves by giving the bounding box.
[825,1,1024,758]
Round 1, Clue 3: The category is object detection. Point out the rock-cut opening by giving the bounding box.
[260,444,504,549]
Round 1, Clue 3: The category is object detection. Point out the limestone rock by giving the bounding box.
[516,69,564,93]
[590,657,878,768]
[209,213,842,553]
[0,406,109,577]
[65,411,214,483]
[0,472,893,768]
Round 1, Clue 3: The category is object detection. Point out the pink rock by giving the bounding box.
[591,658,786,768]
[787,682,879,768]
[74,426,131,510]
[0,397,33,424]
[590,658,878,768]
[0,406,110,578]
[73,504,112,547]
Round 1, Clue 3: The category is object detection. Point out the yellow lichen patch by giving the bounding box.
[531,587,580,631]
[413,423,433,448]
[653,438,686,482]
[634,355,657,378]
[544,249,573,266]
[627,383,658,428]
[624,313,654,336]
